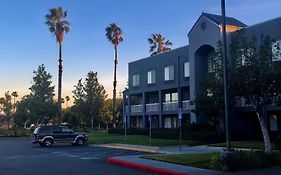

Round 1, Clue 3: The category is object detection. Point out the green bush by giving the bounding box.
[210,151,281,171]
[0,128,31,137]
[273,135,281,150]
[108,128,149,135]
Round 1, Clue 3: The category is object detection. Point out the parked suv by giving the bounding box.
[32,125,88,147]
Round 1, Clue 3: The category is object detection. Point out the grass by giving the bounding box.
[142,153,219,169]
[86,131,206,147]
[209,141,277,149]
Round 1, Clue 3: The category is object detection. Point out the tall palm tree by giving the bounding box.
[148,34,172,56]
[105,23,123,127]
[65,96,70,108]
[11,91,18,112]
[45,7,70,124]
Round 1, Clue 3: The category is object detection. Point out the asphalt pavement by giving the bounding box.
[0,137,157,175]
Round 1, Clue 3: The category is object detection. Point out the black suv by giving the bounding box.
[32,125,88,147]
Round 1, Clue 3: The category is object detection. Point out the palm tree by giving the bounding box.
[65,96,70,108]
[105,23,123,127]
[11,91,18,112]
[45,7,70,124]
[148,34,172,56]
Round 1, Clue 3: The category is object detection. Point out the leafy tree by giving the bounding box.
[65,96,70,108]
[0,92,13,117]
[148,34,172,56]
[15,65,57,127]
[11,91,18,108]
[105,23,123,127]
[83,71,107,129]
[230,33,281,153]
[45,7,70,123]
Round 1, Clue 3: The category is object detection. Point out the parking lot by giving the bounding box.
[0,137,157,175]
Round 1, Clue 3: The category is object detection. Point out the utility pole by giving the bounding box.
[221,0,231,151]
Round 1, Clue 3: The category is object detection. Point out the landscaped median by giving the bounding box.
[141,151,281,171]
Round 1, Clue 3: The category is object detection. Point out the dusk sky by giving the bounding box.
[0,0,280,106]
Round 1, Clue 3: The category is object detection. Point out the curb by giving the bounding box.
[98,145,158,153]
[107,157,191,175]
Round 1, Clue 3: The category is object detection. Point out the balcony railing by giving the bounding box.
[235,97,254,107]
[125,106,129,113]
[146,103,159,112]
[182,100,191,110]
[131,104,143,113]
[163,101,178,111]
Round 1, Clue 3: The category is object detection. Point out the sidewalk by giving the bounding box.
[97,143,224,154]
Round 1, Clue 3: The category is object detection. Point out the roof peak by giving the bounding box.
[201,12,247,27]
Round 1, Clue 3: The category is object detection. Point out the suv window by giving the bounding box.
[34,127,51,134]
[61,127,73,133]
[52,126,62,133]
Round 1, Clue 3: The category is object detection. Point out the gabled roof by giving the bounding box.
[202,12,247,27]
[188,12,247,36]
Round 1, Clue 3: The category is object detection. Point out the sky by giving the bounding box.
[0,0,280,107]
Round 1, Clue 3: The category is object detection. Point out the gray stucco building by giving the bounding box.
[123,13,281,132]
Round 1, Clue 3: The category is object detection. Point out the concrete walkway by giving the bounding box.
[97,143,224,154]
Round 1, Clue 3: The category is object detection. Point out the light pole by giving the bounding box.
[221,0,231,151]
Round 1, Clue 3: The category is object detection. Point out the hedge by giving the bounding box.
[108,127,220,142]
[0,128,31,137]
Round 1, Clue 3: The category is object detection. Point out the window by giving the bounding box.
[184,62,190,77]
[270,115,278,131]
[165,92,178,102]
[164,66,174,81]
[147,70,156,84]
[132,74,140,87]
[272,40,281,61]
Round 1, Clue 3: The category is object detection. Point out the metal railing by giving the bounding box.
[182,100,191,110]
[163,101,178,111]
[130,104,143,113]
[146,103,159,112]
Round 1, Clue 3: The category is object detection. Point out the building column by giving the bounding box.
[158,90,162,128]
[142,92,146,128]
[127,94,131,128]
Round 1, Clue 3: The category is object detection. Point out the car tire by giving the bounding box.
[43,138,53,147]
[76,137,85,146]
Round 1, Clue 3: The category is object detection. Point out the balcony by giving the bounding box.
[131,104,143,113]
[163,101,178,111]
[146,103,159,112]
[182,100,191,110]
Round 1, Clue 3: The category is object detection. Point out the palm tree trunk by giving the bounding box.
[58,42,63,124]
[112,43,118,128]
[256,111,272,154]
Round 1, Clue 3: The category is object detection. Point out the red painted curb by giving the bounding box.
[107,157,191,175]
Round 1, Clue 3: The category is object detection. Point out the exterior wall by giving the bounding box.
[128,46,189,94]
[188,16,222,123]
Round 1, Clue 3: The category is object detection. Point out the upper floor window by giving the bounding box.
[147,70,156,84]
[272,39,281,61]
[132,74,140,87]
[164,66,174,81]
[165,92,178,102]
[184,62,190,77]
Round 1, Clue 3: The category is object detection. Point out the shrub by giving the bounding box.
[213,151,281,171]
[0,128,31,137]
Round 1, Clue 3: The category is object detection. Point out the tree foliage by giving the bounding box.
[148,34,172,56]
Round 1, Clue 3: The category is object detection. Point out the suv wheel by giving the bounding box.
[76,137,85,146]
[43,138,53,147]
